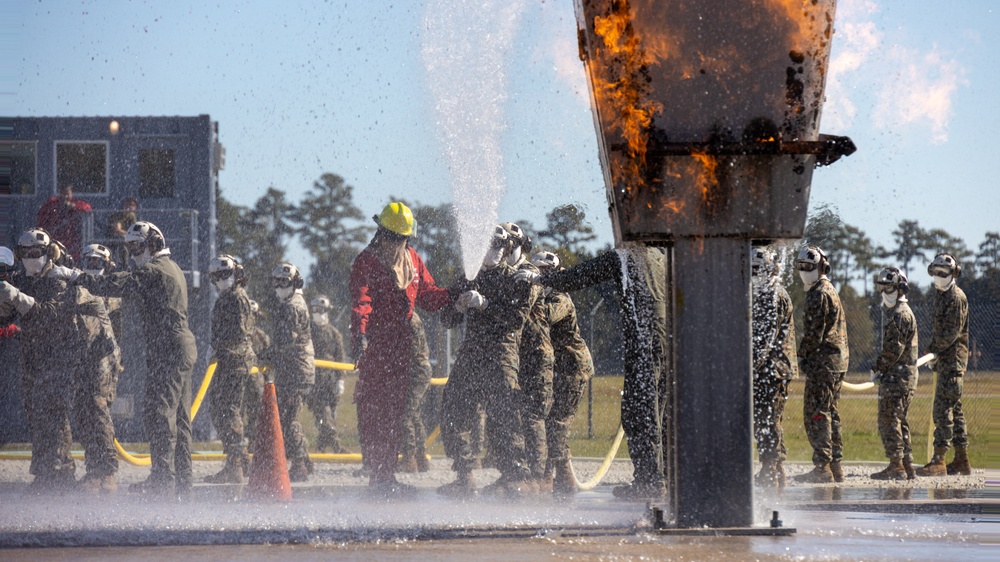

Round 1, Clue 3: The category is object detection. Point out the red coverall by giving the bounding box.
[37,197,92,260]
[350,246,450,482]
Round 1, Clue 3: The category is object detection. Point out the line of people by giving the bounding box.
[750,245,971,487]
[0,208,971,500]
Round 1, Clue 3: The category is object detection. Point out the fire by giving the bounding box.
[691,151,719,205]
[580,0,837,236]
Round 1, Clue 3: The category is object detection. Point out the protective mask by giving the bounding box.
[881,291,898,308]
[482,247,504,270]
[932,275,953,291]
[132,249,153,268]
[23,256,47,276]
[83,268,104,276]
[798,269,819,288]
[276,286,294,300]
[506,246,522,266]
[214,277,235,292]
[312,312,329,325]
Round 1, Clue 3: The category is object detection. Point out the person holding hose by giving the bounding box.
[515,244,668,500]
[349,202,452,496]
[70,221,197,498]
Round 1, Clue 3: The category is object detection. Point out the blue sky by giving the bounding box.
[7,0,997,272]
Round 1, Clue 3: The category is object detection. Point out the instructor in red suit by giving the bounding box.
[37,184,92,261]
[349,202,451,496]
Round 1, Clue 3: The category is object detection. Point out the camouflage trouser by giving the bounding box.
[752,374,788,463]
[932,370,967,450]
[802,369,845,465]
[23,365,75,480]
[306,370,344,450]
[518,351,554,477]
[144,350,194,488]
[208,355,252,457]
[623,351,666,486]
[441,346,526,478]
[73,360,120,477]
[242,368,265,451]
[275,380,311,465]
[399,312,433,458]
[545,364,590,464]
[877,381,914,460]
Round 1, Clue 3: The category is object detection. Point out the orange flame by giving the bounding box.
[584,0,834,232]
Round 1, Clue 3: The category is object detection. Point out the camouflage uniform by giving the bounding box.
[752,284,797,466]
[208,285,256,462]
[539,247,668,490]
[13,269,79,487]
[874,299,918,461]
[79,253,198,493]
[70,286,122,483]
[514,261,554,479]
[260,290,315,471]
[308,315,346,452]
[399,311,433,462]
[243,324,269,449]
[544,289,594,466]
[441,262,537,482]
[798,277,849,466]
[927,283,969,450]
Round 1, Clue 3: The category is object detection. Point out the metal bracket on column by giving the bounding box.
[645,134,856,167]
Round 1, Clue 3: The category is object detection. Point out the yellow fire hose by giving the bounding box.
[572,426,626,491]
[110,358,444,466]
[5,357,623,491]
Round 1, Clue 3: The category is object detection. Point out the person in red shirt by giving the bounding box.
[349,202,452,496]
[0,246,19,338]
[36,184,92,261]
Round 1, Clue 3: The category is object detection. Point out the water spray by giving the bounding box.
[421,0,529,279]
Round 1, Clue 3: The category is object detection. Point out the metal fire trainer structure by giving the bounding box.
[575,0,854,529]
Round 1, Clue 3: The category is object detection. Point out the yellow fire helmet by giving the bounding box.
[377,202,414,237]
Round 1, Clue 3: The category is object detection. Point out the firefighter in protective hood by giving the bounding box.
[792,246,849,484]
[869,267,918,481]
[260,262,315,482]
[204,254,256,484]
[438,225,540,498]
[68,221,196,497]
[350,202,451,496]
[916,253,972,477]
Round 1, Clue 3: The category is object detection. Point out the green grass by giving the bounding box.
[66,370,998,468]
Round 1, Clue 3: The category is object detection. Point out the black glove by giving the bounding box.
[352,334,368,363]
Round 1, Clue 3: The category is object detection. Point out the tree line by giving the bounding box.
[216,175,999,373]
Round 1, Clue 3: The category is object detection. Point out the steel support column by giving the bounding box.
[667,237,754,528]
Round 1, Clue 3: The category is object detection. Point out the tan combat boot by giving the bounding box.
[754,458,779,488]
[775,460,787,488]
[437,469,476,498]
[946,445,972,475]
[288,458,311,483]
[902,457,916,480]
[78,473,117,494]
[397,454,419,473]
[870,457,907,481]
[829,461,845,483]
[915,447,948,477]
[204,456,245,484]
[793,463,835,483]
[552,459,579,495]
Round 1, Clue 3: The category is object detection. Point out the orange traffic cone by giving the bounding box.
[246,382,292,501]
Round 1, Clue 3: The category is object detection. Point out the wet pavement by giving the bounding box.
[0,459,993,560]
